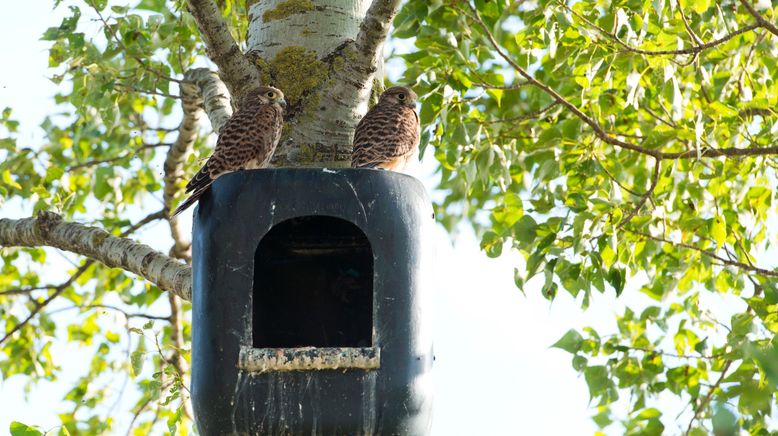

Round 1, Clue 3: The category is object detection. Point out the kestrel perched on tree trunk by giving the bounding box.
[351,86,420,171]
[172,86,286,216]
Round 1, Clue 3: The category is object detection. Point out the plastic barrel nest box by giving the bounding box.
[191,168,434,435]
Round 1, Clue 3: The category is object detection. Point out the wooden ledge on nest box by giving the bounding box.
[238,346,381,372]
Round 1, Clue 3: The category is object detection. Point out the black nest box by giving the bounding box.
[191,169,434,435]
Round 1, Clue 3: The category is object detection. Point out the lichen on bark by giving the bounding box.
[250,46,328,114]
[262,0,315,22]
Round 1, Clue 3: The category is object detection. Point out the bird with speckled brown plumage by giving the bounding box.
[173,86,287,216]
[351,86,420,171]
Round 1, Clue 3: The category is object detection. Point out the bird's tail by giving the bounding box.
[171,188,206,217]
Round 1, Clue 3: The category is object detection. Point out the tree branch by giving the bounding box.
[0,211,170,345]
[465,4,778,161]
[626,228,778,278]
[0,261,93,346]
[164,71,204,260]
[0,212,192,300]
[163,69,232,259]
[160,71,229,423]
[47,304,172,321]
[185,0,261,98]
[617,159,661,229]
[196,70,233,134]
[167,293,193,420]
[354,0,402,70]
[738,0,778,37]
[685,360,733,435]
[560,2,760,56]
[66,143,170,172]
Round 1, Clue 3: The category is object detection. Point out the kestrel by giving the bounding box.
[172,86,286,216]
[351,86,420,171]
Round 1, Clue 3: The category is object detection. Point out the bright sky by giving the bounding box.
[0,2,679,435]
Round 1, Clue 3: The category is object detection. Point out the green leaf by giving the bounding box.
[486,89,503,107]
[692,0,711,13]
[712,404,738,436]
[552,329,584,353]
[2,170,22,190]
[9,422,43,436]
[584,366,612,400]
[93,167,114,200]
[130,351,144,378]
[711,215,726,247]
[45,166,64,184]
[480,231,503,258]
[607,267,625,296]
[513,215,538,244]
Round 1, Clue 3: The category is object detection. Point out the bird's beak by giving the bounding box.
[279,98,287,109]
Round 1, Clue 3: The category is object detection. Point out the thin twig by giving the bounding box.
[738,0,778,37]
[464,4,778,161]
[93,8,186,85]
[626,229,778,278]
[47,303,171,321]
[0,261,93,346]
[617,159,661,229]
[0,285,54,297]
[685,360,733,434]
[595,155,644,197]
[0,211,167,345]
[67,143,170,171]
[488,102,559,124]
[560,1,760,56]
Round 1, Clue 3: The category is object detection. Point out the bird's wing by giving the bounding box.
[246,104,284,164]
[174,104,282,215]
[352,105,420,169]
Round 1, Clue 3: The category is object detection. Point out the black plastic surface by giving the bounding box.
[191,168,434,435]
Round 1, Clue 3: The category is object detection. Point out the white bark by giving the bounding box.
[247,0,396,167]
[185,0,261,98]
[164,69,232,259]
[248,0,370,60]
[0,212,192,300]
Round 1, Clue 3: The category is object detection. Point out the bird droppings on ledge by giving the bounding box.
[238,346,380,372]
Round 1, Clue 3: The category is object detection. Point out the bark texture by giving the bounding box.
[164,68,232,259]
[186,0,261,98]
[0,212,192,300]
[246,0,397,167]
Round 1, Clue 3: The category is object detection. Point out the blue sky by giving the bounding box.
[0,2,686,434]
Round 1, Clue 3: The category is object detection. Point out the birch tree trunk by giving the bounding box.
[246,0,382,167]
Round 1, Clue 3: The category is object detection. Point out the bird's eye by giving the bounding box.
[266,91,275,98]
[397,93,406,100]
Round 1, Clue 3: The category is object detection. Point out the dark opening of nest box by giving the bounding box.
[190,169,433,436]
[253,216,373,348]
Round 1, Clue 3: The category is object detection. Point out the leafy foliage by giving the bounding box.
[0,0,205,433]
[395,0,778,432]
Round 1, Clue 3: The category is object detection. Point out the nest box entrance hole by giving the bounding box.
[253,216,374,348]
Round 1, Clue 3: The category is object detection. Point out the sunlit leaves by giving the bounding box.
[1,0,199,433]
[552,329,583,353]
[397,0,778,430]
[9,421,43,436]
